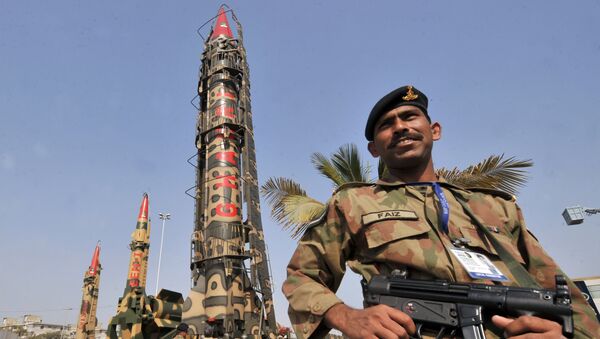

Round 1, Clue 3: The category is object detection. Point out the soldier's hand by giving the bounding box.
[492,315,565,338]
[324,303,416,339]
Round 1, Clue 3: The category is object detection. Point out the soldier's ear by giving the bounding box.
[431,122,442,141]
[368,141,379,157]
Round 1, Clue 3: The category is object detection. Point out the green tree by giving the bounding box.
[261,143,532,239]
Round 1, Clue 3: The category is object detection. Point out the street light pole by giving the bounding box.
[155,212,171,295]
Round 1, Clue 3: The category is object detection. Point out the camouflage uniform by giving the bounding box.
[283,174,600,338]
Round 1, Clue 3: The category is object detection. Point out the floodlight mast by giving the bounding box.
[563,205,600,225]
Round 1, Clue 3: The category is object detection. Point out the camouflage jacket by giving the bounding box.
[282,175,600,338]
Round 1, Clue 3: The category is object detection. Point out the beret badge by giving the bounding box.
[402,85,419,101]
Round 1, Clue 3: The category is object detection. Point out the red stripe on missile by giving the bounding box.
[216,151,237,166]
[215,91,236,100]
[216,203,237,217]
[128,251,144,287]
[213,104,235,119]
[211,128,237,140]
[214,175,238,189]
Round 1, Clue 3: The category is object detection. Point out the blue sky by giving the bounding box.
[1,0,599,329]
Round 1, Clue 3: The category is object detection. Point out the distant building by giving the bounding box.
[0,315,105,339]
[1,319,18,327]
[22,315,42,325]
[573,276,600,322]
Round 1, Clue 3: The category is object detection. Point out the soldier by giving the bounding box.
[282,85,600,338]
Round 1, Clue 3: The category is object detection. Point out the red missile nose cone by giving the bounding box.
[210,7,233,39]
[138,193,149,222]
[89,241,101,275]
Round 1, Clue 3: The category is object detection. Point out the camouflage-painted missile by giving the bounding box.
[183,7,277,338]
[127,193,151,289]
[76,241,101,339]
[108,193,183,339]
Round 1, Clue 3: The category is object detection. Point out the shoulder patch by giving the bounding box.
[467,187,515,202]
[333,181,374,195]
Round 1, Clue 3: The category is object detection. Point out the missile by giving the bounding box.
[76,242,101,339]
[183,6,277,337]
[107,193,183,339]
[127,193,151,289]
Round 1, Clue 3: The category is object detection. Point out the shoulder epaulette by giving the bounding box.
[467,187,516,202]
[333,181,374,195]
[303,207,328,232]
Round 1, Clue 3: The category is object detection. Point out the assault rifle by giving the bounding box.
[364,274,573,338]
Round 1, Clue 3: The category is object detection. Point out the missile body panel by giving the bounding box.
[76,243,102,339]
[183,7,277,338]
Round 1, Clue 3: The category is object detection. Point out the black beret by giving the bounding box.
[177,323,189,332]
[365,85,429,141]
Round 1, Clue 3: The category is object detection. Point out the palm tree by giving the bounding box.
[261,143,532,239]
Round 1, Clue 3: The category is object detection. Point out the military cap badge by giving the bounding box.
[402,86,419,101]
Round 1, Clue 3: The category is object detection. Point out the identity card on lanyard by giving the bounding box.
[449,247,509,282]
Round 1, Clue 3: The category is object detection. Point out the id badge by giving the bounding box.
[449,247,508,282]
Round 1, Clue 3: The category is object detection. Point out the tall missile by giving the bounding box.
[76,242,102,339]
[108,193,183,339]
[183,7,277,337]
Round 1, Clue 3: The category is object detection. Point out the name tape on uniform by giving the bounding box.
[362,210,419,225]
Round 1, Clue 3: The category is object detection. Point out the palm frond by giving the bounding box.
[260,177,326,239]
[331,143,371,183]
[311,143,372,187]
[437,154,533,196]
[311,152,346,187]
[281,195,327,239]
[260,176,307,203]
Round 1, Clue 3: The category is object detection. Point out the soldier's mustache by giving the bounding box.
[389,132,423,148]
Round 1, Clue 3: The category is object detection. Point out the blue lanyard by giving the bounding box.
[407,182,450,234]
[432,183,450,234]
